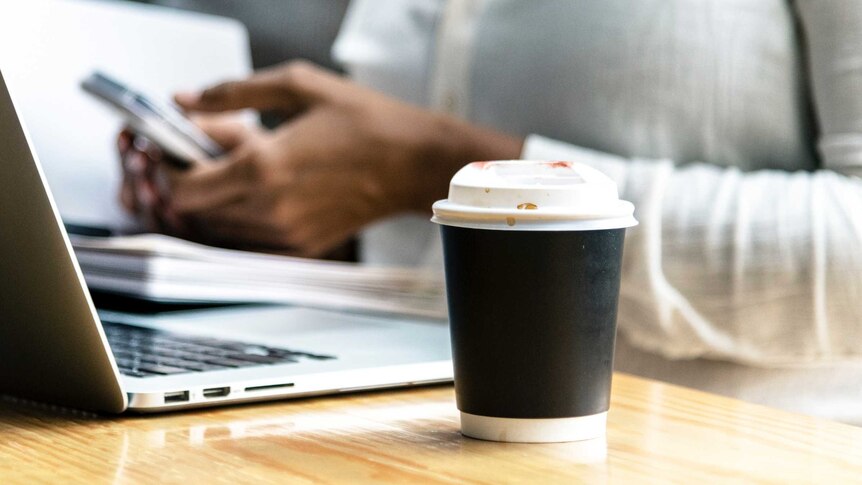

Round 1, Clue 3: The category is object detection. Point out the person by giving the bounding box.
[119,0,862,424]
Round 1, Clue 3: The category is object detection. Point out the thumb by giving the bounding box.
[175,61,338,116]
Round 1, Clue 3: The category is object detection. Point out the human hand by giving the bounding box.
[116,115,262,236]
[123,61,523,257]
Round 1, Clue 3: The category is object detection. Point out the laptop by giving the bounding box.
[0,2,452,414]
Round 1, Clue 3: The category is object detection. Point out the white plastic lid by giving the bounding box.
[431,160,637,231]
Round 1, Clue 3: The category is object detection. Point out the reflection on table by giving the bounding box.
[2,374,862,483]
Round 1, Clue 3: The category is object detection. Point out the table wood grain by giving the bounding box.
[1,373,861,484]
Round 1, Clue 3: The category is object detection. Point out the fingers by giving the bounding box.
[152,178,362,258]
[118,129,133,156]
[131,133,164,163]
[162,147,258,216]
[175,61,342,116]
[117,131,175,231]
[189,192,362,258]
[118,126,265,238]
[118,131,137,213]
[119,154,139,214]
[122,151,166,231]
[189,115,260,151]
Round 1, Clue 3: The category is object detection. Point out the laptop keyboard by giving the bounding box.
[103,321,335,378]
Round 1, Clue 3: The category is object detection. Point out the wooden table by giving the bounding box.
[2,373,861,484]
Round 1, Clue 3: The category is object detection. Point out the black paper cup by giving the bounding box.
[432,160,636,442]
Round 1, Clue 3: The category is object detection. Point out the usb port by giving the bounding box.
[164,391,189,403]
[202,387,230,398]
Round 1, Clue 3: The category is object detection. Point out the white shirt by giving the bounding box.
[333,0,862,424]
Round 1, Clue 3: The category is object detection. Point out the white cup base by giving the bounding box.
[459,411,607,443]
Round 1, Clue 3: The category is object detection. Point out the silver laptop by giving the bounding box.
[0,2,452,414]
[0,70,452,413]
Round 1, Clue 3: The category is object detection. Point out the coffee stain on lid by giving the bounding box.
[484,188,491,193]
[506,217,516,226]
[546,161,573,168]
[516,203,538,210]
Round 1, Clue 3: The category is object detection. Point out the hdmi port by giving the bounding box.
[202,387,230,398]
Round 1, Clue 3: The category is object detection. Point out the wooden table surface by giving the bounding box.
[2,373,861,484]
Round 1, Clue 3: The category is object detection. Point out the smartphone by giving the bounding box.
[81,71,224,167]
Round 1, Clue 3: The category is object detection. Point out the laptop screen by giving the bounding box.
[0,0,251,230]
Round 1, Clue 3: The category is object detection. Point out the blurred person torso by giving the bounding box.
[334,0,817,267]
[334,0,862,424]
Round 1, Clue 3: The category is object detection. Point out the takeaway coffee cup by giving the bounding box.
[432,160,637,443]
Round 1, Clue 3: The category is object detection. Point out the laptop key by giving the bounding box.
[153,357,228,372]
[119,369,151,378]
[200,348,237,358]
[176,362,229,372]
[137,364,190,375]
[103,321,335,374]
[114,351,137,358]
[267,349,307,358]
[236,345,288,357]
[228,353,295,365]
[168,351,222,363]
[304,354,337,360]
[202,357,259,368]
[115,359,144,369]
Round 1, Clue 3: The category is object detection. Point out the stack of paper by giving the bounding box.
[70,234,448,319]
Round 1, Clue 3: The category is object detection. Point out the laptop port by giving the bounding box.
[164,391,189,403]
[244,383,294,392]
[202,387,230,398]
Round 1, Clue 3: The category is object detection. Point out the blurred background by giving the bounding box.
[132,0,350,71]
